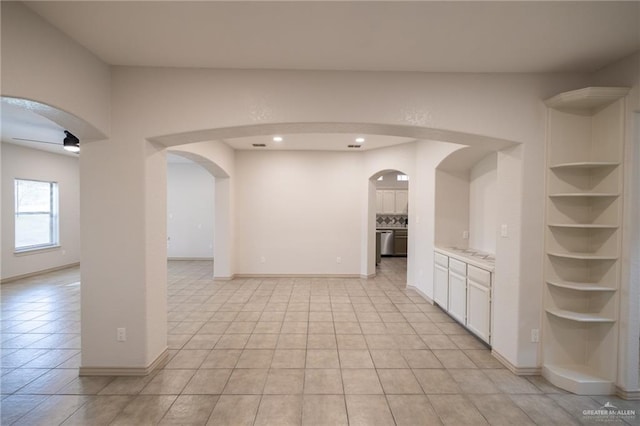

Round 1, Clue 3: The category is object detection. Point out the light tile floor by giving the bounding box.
[2,258,638,425]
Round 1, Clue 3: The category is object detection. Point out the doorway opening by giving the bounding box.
[369,169,410,286]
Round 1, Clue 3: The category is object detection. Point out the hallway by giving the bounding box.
[1,260,637,425]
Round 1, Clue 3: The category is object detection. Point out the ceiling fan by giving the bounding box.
[12,130,80,153]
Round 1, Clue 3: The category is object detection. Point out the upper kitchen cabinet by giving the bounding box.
[376,189,408,214]
[375,171,409,215]
[542,87,629,396]
[394,190,408,214]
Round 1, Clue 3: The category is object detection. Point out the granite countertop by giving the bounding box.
[435,246,495,272]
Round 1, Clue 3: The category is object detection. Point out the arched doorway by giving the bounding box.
[167,146,233,280]
[367,169,410,284]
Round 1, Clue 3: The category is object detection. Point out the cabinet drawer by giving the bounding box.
[449,258,467,276]
[434,252,449,268]
[468,265,491,286]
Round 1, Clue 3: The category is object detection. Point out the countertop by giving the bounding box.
[434,246,495,272]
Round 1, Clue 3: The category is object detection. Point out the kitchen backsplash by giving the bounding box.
[376,214,408,227]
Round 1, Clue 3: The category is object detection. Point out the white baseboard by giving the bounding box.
[1,262,80,284]
[360,273,376,279]
[491,349,541,375]
[167,257,213,261]
[214,275,235,281]
[79,348,169,376]
[616,386,640,400]
[406,284,434,304]
[234,273,361,278]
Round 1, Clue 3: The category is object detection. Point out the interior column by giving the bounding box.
[79,136,168,374]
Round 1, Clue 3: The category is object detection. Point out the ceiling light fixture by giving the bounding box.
[355,137,365,143]
[63,130,80,153]
[273,136,283,142]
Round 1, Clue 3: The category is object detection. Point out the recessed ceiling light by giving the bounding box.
[273,136,283,142]
[355,137,365,143]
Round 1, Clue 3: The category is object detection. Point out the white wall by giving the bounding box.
[593,51,640,393]
[235,150,363,275]
[1,1,111,137]
[1,143,80,280]
[167,162,215,259]
[434,169,470,249]
[469,152,497,253]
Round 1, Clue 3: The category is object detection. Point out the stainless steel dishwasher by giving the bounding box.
[379,230,394,256]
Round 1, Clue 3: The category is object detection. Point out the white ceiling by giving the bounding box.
[223,133,415,151]
[6,1,639,156]
[25,1,639,73]
[0,102,76,157]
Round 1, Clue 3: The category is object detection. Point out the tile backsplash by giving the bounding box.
[376,214,408,227]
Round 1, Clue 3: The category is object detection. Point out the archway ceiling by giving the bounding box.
[26,1,639,73]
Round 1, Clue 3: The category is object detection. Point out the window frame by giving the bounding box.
[14,178,60,253]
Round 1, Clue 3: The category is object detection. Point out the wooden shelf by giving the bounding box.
[549,162,619,170]
[546,308,615,323]
[543,364,615,395]
[548,223,618,229]
[548,193,619,198]
[547,252,617,261]
[546,280,615,292]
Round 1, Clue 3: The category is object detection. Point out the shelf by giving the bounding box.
[549,162,619,170]
[546,308,615,323]
[542,364,615,395]
[547,252,617,261]
[544,87,630,114]
[546,280,616,292]
[548,193,619,198]
[548,223,618,229]
[543,86,625,397]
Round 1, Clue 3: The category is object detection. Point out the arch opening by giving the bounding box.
[367,169,411,282]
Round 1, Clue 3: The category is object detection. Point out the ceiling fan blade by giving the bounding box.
[12,137,60,145]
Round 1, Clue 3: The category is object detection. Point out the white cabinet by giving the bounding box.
[466,265,491,342]
[394,190,408,214]
[376,190,408,214]
[434,250,493,345]
[447,258,467,324]
[433,253,449,308]
[375,191,384,213]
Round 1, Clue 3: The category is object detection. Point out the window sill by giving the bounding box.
[14,245,61,256]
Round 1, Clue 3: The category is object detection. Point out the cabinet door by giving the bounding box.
[448,270,466,324]
[395,190,408,213]
[376,191,385,214]
[382,190,396,214]
[434,264,449,309]
[467,278,491,343]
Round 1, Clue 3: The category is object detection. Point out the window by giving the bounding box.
[397,174,409,181]
[14,179,59,251]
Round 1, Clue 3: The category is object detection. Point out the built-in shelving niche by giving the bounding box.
[542,86,629,396]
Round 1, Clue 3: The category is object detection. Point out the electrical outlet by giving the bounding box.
[462,230,469,239]
[117,327,127,342]
[501,224,508,238]
[531,328,539,343]
[336,257,342,264]
[260,256,266,263]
